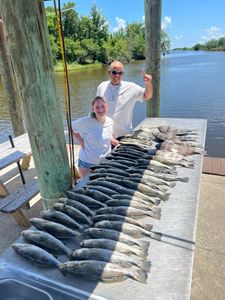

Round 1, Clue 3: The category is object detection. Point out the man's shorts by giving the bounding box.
[78,159,95,169]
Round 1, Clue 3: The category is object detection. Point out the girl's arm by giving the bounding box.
[73,131,85,149]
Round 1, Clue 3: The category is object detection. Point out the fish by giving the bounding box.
[105,199,160,214]
[59,260,147,283]
[159,140,202,156]
[40,210,83,231]
[137,158,174,169]
[89,172,126,181]
[71,248,151,272]
[94,220,161,241]
[92,167,129,176]
[58,197,94,217]
[153,131,198,142]
[72,188,112,202]
[80,238,146,257]
[65,191,106,208]
[105,157,136,167]
[153,150,194,168]
[86,185,116,196]
[12,243,61,267]
[158,125,197,136]
[21,230,72,258]
[92,214,153,232]
[111,194,161,206]
[85,228,150,252]
[95,206,161,220]
[129,173,176,188]
[30,218,79,239]
[53,203,92,225]
[88,179,164,204]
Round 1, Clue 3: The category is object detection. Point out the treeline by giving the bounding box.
[174,36,225,52]
[192,36,225,51]
[45,2,171,65]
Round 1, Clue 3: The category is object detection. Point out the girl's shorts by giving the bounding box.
[78,159,95,169]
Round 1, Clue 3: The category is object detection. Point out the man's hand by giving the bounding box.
[111,138,120,147]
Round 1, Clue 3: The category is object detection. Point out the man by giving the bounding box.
[96,60,153,139]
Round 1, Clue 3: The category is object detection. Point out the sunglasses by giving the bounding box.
[111,70,124,75]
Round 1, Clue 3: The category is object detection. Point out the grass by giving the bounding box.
[54,62,103,72]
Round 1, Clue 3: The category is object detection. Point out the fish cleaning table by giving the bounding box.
[0,118,207,300]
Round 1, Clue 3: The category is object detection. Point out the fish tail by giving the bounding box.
[147,210,161,220]
[142,223,153,231]
[168,182,176,188]
[130,269,147,283]
[151,207,161,215]
[160,194,170,201]
[148,231,162,241]
[178,177,189,182]
[138,240,150,254]
[135,258,151,273]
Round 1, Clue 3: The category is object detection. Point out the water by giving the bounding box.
[1,51,225,157]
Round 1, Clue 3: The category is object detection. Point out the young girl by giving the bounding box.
[72,96,118,177]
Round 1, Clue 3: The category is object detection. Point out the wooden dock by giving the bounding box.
[203,157,225,176]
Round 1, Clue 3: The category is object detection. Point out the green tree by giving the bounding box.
[161,30,171,55]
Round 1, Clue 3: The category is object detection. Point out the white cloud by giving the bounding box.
[174,35,183,40]
[162,16,172,30]
[112,17,127,33]
[201,26,224,41]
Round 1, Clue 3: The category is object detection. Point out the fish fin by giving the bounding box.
[130,269,147,284]
[151,207,161,214]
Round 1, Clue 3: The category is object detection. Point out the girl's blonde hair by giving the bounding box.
[90,96,107,119]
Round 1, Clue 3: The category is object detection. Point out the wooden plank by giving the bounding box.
[211,158,221,174]
[220,158,225,175]
[0,149,26,170]
[0,179,9,197]
[12,209,30,227]
[21,154,32,170]
[202,157,212,174]
[0,179,39,213]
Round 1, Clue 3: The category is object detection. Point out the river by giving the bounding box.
[0,50,225,157]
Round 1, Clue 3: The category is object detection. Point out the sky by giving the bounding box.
[47,0,225,48]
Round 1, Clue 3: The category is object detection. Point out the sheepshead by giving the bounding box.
[160,140,202,156]
[94,220,161,241]
[105,199,160,214]
[58,197,94,217]
[158,125,197,136]
[71,248,151,272]
[59,260,147,283]
[40,210,83,231]
[30,218,79,239]
[80,238,146,257]
[129,173,176,188]
[65,191,106,208]
[85,228,150,252]
[53,203,92,225]
[92,214,153,232]
[96,206,161,219]
[12,243,61,267]
[153,150,194,168]
[21,230,72,258]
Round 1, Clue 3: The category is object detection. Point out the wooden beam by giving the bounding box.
[0,0,71,207]
[0,180,9,197]
[0,19,25,136]
[145,0,162,117]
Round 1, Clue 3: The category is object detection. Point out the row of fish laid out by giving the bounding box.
[11,124,201,284]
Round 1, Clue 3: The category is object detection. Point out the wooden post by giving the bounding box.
[0,20,25,136]
[145,0,162,117]
[0,0,71,205]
